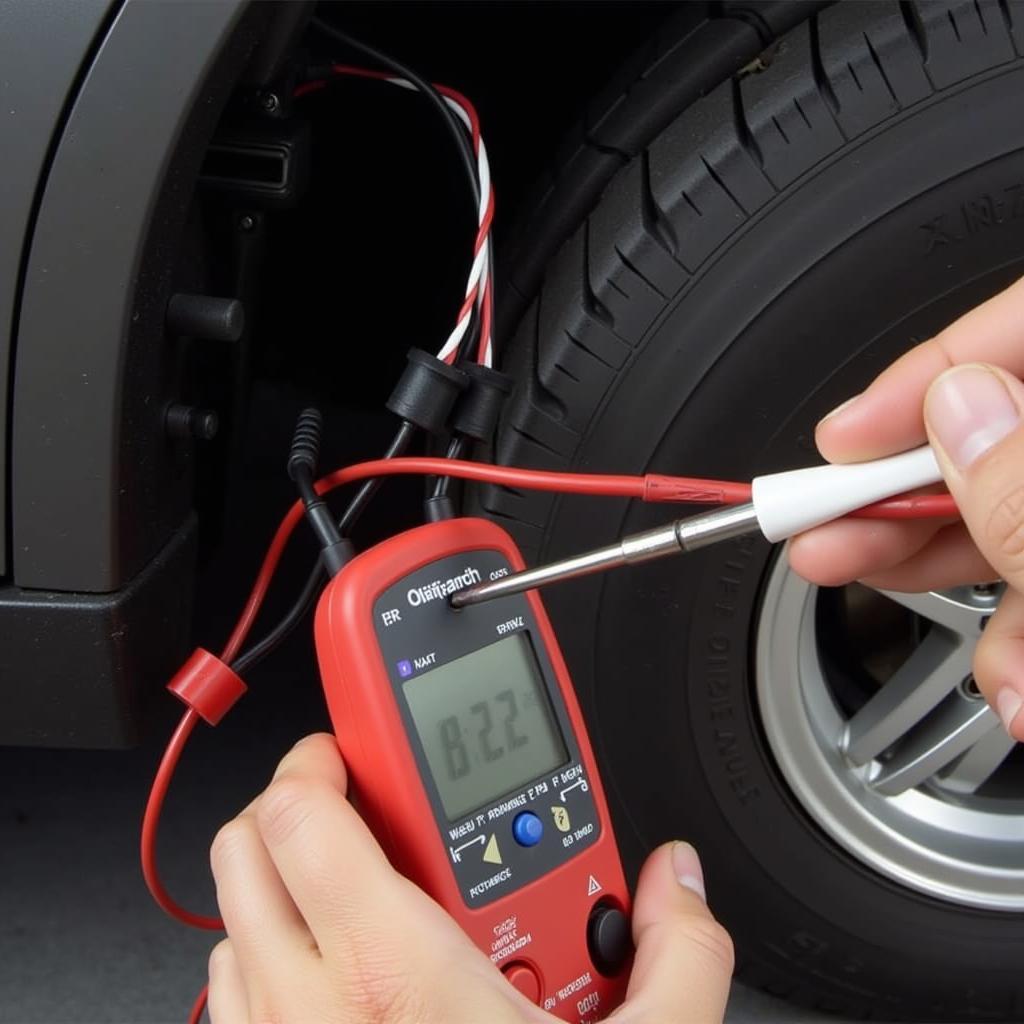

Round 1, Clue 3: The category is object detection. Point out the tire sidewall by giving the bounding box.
[521,66,1024,1017]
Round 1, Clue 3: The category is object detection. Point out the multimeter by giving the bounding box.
[314,516,631,1022]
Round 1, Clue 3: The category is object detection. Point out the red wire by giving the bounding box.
[455,281,481,329]
[209,458,958,709]
[321,66,484,157]
[293,79,327,99]
[187,985,208,1024]
[296,68,493,366]
[219,457,737,677]
[852,493,957,519]
[222,498,307,666]
[141,707,223,931]
[328,63,398,85]
[478,276,493,365]
[474,189,495,253]
[435,82,481,153]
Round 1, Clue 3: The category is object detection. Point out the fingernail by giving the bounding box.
[995,687,1023,738]
[818,393,861,427]
[672,841,706,901]
[926,366,1020,470]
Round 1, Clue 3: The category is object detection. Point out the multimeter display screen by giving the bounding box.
[402,632,568,820]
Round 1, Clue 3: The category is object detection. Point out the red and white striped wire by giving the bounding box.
[296,67,494,366]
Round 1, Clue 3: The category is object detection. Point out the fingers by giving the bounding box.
[611,843,732,1024]
[269,732,349,794]
[816,274,1024,463]
[790,520,994,592]
[210,812,318,990]
[858,524,995,592]
[973,589,1024,741]
[207,940,249,1024]
[215,731,371,966]
[252,769,491,1021]
[254,771,397,949]
[209,736,346,1007]
[923,363,1024,739]
[213,734,485,1024]
[788,517,942,587]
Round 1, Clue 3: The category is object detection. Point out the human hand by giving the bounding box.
[788,276,1024,741]
[207,733,733,1023]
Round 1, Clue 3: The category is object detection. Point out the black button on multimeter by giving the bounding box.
[587,904,632,977]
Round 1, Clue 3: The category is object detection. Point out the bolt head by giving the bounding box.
[194,411,219,441]
[959,674,983,700]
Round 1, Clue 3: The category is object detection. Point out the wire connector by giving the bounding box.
[168,648,247,725]
[450,363,513,442]
[288,408,354,577]
[424,494,456,522]
[386,349,468,434]
[287,407,325,483]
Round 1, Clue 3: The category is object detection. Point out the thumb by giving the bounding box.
[924,362,1024,740]
[610,842,733,1024]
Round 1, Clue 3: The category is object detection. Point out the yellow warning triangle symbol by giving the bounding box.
[587,875,602,896]
[483,833,502,865]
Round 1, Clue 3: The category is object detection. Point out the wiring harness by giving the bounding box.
[300,22,495,368]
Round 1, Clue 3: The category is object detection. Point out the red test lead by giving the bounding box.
[453,446,949,607]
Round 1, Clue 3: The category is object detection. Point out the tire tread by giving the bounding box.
[485,0,1023,1015]
[491,1,1018,553]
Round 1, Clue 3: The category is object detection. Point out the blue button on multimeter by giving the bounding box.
[512,811,544,847]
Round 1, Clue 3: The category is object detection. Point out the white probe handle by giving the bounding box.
[751,445,943,543]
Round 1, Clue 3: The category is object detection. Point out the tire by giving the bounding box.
[481,1,1024,1018]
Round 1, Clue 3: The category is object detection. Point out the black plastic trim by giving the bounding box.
[10,0,253,591]
[0,0,118,578]
[0,516,196,748]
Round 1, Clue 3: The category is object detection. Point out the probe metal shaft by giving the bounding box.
[451,502,760,607]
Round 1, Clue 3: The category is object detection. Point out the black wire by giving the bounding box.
[234,25,489,676]
[338,420,418,533]
[310,24,490,365]
[433,436,465,498]
[454,303,481,367]
[486,236,496,332]
[311,18,481,210]
[292,466,318,508]
[232,559,325,676]
[312,16,493,371]
[230,421,418,676]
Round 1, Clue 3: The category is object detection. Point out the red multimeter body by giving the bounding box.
[314,517,630,1022]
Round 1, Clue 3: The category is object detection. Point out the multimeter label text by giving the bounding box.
[374,548,603,908]
[469,867,513,898]
[489,913,534,964]
[406,566,481,607]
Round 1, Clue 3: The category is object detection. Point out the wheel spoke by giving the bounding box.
[869,697,1000,796]
[933,727,1018,795]
[842,630,970,765]
[757,556,1022,909]
[874,588,987,637]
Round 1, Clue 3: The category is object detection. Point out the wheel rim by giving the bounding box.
[755,550,1024,911]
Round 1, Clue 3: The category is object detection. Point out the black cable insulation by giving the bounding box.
[311,18,481,209]
[231,421,417,675]
[433,436,466,498]
[338,420,418,534]
[234,24,488,676]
